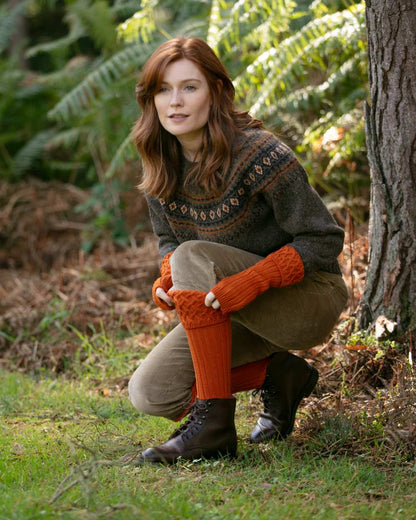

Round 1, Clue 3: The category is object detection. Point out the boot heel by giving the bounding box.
[302,366,319,398]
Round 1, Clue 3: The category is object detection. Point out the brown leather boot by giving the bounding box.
[250,353,318,443]
[140,398,237,463]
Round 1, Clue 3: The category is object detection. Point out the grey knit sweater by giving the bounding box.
[145,128,343,275]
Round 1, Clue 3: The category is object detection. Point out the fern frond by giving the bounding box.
[44,128,89,151]
[206,0,226,50]
[290,65,364,115]
[104,133,138,179]
[0,1,28,55]
[112,0,141,19]
[70,0,118,54]
[48,44,153,122]
[117,0,159,44]
[25,17,85,58]
[251,42,366,120]
[37,56,92,89]
[12,129,57,176]
[236,2,364,88]
[216,0,294,54]
[237,4,365,116]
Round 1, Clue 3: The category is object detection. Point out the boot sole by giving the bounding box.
[137,446,237,465]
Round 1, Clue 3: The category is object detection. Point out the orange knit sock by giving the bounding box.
[230,358,270,393]
[175,357,270,421]
[170,289,232,400]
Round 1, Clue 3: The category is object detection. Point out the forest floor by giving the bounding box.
[0,179,415,519]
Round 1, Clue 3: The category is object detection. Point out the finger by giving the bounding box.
[212,299,221,310]
[205,291,216,307]
[205,291,221,310]
[156,287,174,306]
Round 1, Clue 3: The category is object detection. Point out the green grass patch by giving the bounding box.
[1,369,415,520]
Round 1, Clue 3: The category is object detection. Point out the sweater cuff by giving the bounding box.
[152,276,174,310]
[160,251,173,277]
[152,252,174,310]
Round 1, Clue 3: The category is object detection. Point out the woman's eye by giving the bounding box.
[185,85,196,91]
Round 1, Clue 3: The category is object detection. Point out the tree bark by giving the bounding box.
[359,0,416,332]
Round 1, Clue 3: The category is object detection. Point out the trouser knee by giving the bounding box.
[170,240,218,291]
[128,369,189,421]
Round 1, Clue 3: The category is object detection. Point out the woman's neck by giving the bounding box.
[177,135,202,163]
[182,149,200,163]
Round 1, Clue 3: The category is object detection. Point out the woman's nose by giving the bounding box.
[170,89,183,107]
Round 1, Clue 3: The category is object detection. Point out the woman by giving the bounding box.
[129,37,348,463]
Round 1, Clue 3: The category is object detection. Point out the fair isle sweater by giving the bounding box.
[145,128,343,275]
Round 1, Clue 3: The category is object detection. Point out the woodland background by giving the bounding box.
[0,1,415,519]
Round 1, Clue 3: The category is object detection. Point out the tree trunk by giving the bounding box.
[359,0,416,333]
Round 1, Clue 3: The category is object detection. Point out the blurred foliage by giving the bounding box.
[1,0,368,249]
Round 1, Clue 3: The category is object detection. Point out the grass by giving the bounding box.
[1,367,416,520]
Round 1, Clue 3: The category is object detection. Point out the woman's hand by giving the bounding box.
[205,291,221,310]
[155,287,174,307]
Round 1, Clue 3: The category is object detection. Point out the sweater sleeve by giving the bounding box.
[145,194,180,257]
[264,143,344,274]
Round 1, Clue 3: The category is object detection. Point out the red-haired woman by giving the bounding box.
[129,37,348,463]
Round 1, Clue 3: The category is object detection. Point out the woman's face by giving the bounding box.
[154,58,211,157]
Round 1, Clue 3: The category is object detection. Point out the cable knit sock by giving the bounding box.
[211,245,304,314]
[175,358,270,421]
[170,290,232,400]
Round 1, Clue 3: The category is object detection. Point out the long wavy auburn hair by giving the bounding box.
[132,37,262,199]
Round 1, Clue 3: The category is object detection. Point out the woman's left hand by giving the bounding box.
[205,291,221,310]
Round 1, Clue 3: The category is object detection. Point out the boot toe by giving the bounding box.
[250,416,283,443]
[139,447,168,464]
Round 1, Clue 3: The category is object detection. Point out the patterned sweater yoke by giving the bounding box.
[146,128,344,275]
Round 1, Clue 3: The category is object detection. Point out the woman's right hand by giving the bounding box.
[155,287,174,307]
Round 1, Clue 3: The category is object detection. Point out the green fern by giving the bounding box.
[113,0,142,19]
[235,3,365,104]
[44,128,89,151]
[105,133,138,179]
[206,0,223,50]
[0,1,28,55]
[215,0,295,51]
[70,0,118,54]
[12,129,57,176]
[47,44,153,122]
[117,0,160,43]
[25,16,85,58]
[36,56,92,89]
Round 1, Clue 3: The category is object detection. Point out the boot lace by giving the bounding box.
[253,374,278,416]
[168,400,211,440]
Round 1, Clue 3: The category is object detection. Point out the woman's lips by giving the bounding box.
[169,114,188,120]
